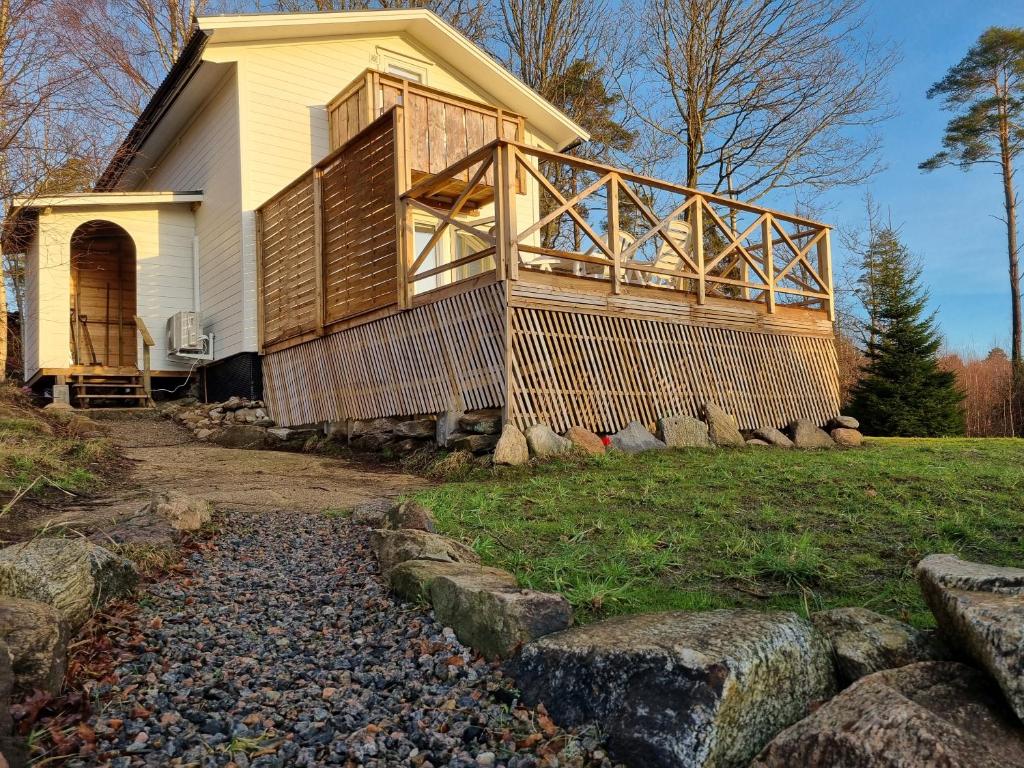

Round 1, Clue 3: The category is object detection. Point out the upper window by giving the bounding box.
[376,47,430,86]
[386,63,424,84]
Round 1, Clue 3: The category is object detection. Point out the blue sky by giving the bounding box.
[824,0,1023,355]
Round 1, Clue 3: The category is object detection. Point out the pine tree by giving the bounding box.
[848,227,965,436]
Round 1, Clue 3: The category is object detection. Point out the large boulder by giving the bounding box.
[812,607,950,684]
[0,539,137,632]
[525,424,573,459]
[610,421,667,454]
[564,426,605,456]
[150,492,212,532]
[430,572,572,660]
[788,418,835,448]
[752,426,794,448]
[393,418,436,438]
[0,638,27,768]
[385,500,436,532]
[459,410,502,435]
[655,415,714,449]
[828,415,860,430]
[831,428,864,447]
[702,403,745,447]
[449,433,498,454]
[209,424,268,449]
[511,609,836,768]
[493,424,529,466]
[370,529,480,574]
[388,560,516,603]
[917,554,1024,721]
[752,662,1024,767]
[349,498,392,527]
[0,598,67,696]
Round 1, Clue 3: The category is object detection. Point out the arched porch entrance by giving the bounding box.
[69,221,137,368]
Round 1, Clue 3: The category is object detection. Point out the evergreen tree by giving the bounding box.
[848,227,965,436]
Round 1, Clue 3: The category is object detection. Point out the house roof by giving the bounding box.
[96,9,590,191]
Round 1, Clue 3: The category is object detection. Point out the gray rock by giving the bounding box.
[388,560,517,604]
[812,607,950,684]
[0,598,67,696]
[746,438,771,447]
[831,427,864,447]
[511,609,836,768]
[752,426,794,448]
[493,424,529,466]
[610,421,667,454]
[431,571,572,660]
[917,553,1024,721]
[525,424,573,459]
[435,410,465,448]
[450,434,499,454]
[0,539,137,632]
[350,498,391,527]
[386,500,436,533]
[0,638,27,767]
[655,415,714,448]
[751,662,1024,767]
[394,419,436,439]
[702,402,745,447]
[150,492,212,532]
[828,415,860,430]
[564,426,606,456]
[209,424,268,449]
[348,417,400,437]
[459,410,502,435]
[370,529,480,574]
[788,418,835,449]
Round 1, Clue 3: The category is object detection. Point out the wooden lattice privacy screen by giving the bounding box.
[257,110,399,351]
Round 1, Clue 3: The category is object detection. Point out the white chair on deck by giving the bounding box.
[646,219,692,289]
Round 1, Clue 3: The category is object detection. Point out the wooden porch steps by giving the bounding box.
[70,373,152,409]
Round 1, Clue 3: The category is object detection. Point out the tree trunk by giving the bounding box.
[0,271,7,382]
[998,90,1022,433]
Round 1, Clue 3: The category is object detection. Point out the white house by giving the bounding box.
[4,9,587,404]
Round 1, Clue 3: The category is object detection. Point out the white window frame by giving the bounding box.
[375,47,431,86]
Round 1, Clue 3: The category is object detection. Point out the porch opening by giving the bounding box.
[69,220,137,368]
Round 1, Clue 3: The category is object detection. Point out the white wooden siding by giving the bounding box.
[141,71,245,359]
[22,233,40,379]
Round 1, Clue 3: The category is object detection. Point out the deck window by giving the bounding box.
[413,223,443,294]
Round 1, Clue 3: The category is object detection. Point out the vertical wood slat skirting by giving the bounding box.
[262,282,506,428]
[506,304,841,434]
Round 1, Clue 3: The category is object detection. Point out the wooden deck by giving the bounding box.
[258,92,840,431]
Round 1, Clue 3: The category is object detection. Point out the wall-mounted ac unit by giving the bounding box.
[167,311,203,354]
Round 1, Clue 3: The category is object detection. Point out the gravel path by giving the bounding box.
[71,510,612,768]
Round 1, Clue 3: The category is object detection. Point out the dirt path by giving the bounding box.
[102,413,426,513]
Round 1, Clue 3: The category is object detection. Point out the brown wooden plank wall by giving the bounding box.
[322,115,398,324]
[507,305,841,434]
[262,282,506,428]
[259,173,318,346]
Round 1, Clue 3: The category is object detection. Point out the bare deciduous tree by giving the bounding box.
[273,0,491,44]
[625,0,897,200]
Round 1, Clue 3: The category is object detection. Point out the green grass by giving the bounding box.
[415,438,1024,626]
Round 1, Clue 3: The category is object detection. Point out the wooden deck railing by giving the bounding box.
[399,140,834,319]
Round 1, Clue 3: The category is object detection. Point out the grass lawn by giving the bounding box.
[416,438,1024,627]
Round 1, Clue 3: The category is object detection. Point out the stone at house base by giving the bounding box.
[0,598,67,697]
[0,539,137,632]
[702,402,745,447]
[655,415,714,448]
[751,662,1024,767]
[209,424,268,449]
[393,419,436,439]
[610,421,667,454]
[788,418,835,449]
[51,384,71,406]
[449,434,498,454]
[752,426,794,448]
[385,500,436,533]
[459,410,502,435]
[917,553,1024,722]
[493,424,529,466]
[746,438,771,447]
[511,609,836,768]
[828,415,861,430]
[564,426,605,456]
[388,559,517,604]
[811,606,950,685]
[370,529,480,574]
[150,492,212,532]
[435,409,465,448]
[431,571,571,660]
[831,427,864,447]
[525,424,573,458]
[350,498,391,527]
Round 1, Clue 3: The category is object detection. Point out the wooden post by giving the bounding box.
[134,316,155,405]
[255,209,265,352]
[608,174,621,295]
[394,105,415,310]
[496,143,519,281]
[820,227,834,321]
[312,167,325,333]
[694,197,706,304]
[763,214,775,313]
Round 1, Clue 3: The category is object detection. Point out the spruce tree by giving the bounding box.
[848,227,965,436]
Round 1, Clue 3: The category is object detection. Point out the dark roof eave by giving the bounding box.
[95,30,211,191]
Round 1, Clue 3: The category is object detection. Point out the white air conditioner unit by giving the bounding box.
[167,311,203,354]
